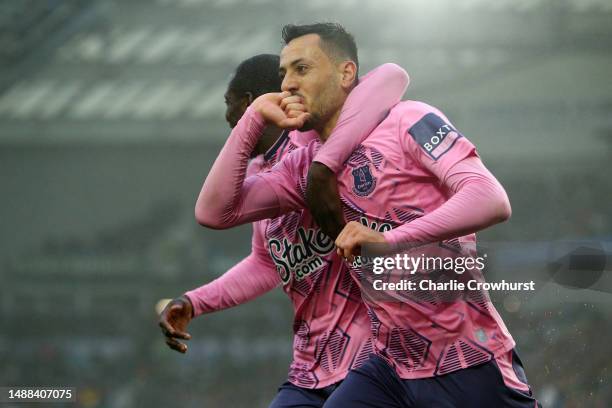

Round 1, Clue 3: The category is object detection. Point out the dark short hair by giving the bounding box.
[228,54,281,98]
[281,23,359,73]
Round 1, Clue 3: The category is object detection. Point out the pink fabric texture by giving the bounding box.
[230,100,516,379]
[189,64,406,387]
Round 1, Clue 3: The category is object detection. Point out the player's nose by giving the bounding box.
[281,74,298,93]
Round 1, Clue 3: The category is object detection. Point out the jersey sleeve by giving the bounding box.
[184,221,281,317]
[383,106,512,247]
[400,104,478,183]
[313,63,410,173]
[255,142,317,211]
[195,107,287,228]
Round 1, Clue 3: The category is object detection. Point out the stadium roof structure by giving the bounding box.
[0,0,610,161]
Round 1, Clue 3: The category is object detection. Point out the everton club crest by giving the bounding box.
[351,165,377,197]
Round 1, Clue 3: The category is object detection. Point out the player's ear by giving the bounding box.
[240,92,253,111]
[339,61,357,90]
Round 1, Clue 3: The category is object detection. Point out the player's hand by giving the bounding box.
[335,221,387,261]
[158,296,193,354]
[306,162,346,240]
[251,92,310,129]
[279,94,306,118]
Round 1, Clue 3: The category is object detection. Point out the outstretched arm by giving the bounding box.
[184,226,281,315]
[335,108,510,257]
[159,254,281,353]
[159,225,281,353]
[335,156,511,257]
[184,253,281,316]
[306,63,410,239]
[382,156,511,249]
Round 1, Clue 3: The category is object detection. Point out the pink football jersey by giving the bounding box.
[252,131,373,388]
[256,100,516,379]
[189,63,410,387]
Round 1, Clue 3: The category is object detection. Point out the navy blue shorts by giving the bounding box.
[323,350,541,408]
[269,381,341,408]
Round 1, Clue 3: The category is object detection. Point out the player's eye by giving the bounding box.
[296,65,308,74]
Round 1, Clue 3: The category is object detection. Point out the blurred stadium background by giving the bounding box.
[1,0,611,406]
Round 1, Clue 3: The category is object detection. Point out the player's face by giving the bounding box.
[279,34,346,131]
[224,89,248,129]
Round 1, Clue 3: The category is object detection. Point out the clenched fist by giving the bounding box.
[250,91,311,129]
